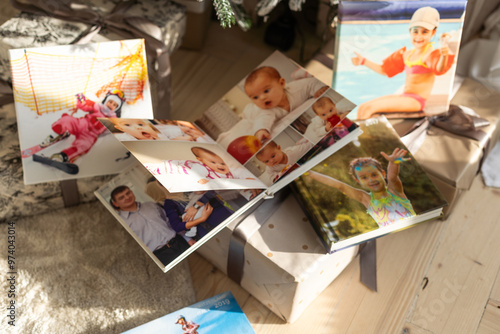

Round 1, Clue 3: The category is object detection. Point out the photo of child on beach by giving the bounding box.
[333,1,468,119]
[292,117,447,247]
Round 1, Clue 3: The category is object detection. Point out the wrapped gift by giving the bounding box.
[196,192,358,323]
[0,0,186,83]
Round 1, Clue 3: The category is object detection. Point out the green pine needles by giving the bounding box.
[213,0,236,28]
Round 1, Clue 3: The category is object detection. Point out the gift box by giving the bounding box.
[196,192,358,323]
[0,0,186,83]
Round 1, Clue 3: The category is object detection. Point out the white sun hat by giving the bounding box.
[410,6,440,30]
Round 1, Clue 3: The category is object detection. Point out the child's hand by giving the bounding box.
[351,51,366,66]
[198,179,209,184]
[254,129,271,144]
[325,122,333,132]
[187,239,197,246]
[314,86,329,98]
[381,148,410,164]
[440,33,451,56]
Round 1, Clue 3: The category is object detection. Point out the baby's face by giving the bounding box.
[112,188,136,210]
[354,165,386,192]
[198,151,230,174]
[179,124,203,138]
[115,120,158,140]
[245,74,286,110]
[315,101,338,121]
[257,146,286,167]
[105,99,119,111]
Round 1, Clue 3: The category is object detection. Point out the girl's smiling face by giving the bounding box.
[115,119,158,140]
[354,164,386,192]
[409,26,436,49]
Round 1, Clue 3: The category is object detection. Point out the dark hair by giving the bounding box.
[109,185,130,209]
[348,157,384,181]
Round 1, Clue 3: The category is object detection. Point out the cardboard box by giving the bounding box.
[196,192,358,323]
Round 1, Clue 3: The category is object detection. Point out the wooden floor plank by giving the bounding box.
[408,178,500,334]
[476,300,500,334]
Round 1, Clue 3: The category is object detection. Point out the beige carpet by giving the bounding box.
[0,201,196,334]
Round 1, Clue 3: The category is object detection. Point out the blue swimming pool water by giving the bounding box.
[333,21,463,119]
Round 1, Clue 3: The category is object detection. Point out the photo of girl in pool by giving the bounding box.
[333,1,468,119]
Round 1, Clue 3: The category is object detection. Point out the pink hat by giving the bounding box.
[410,7,440,30]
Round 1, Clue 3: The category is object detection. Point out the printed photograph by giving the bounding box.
[121,140,267,193]
[333,1,468,119]
[196,51,332,166]
[123,291,255,333]
[11,39,154,184]
[244,127,313,186]
[293,117,447,247]
[100,118,215,143]
[95,165,249,271]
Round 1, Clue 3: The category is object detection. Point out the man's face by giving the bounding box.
[245,74,286,110]
[112,188,136,210]
[115,119,159,140]
[197,151,230,174]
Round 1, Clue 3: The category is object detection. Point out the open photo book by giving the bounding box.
[10,39,154,184]
[291,116,448,253]
[94,51,362,272]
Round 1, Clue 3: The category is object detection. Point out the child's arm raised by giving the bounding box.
[307,170,370,208]
[381,148,409,197]
[352,51,386,76]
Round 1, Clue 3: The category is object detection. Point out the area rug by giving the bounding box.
[0,201,196,333]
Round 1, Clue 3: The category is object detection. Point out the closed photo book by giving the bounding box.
[333,0,468,120]
[122,291,255,333]
[292,116,448,253]
[95,50,362,272]
[10,39,154,184]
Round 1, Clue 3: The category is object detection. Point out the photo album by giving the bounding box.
[123,291,255,334]
[292,116,448,253]
[94,50,363,272]
[333,0,468,120]
[10,39,154,184]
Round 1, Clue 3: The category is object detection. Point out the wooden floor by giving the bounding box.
[172,20,500,334]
